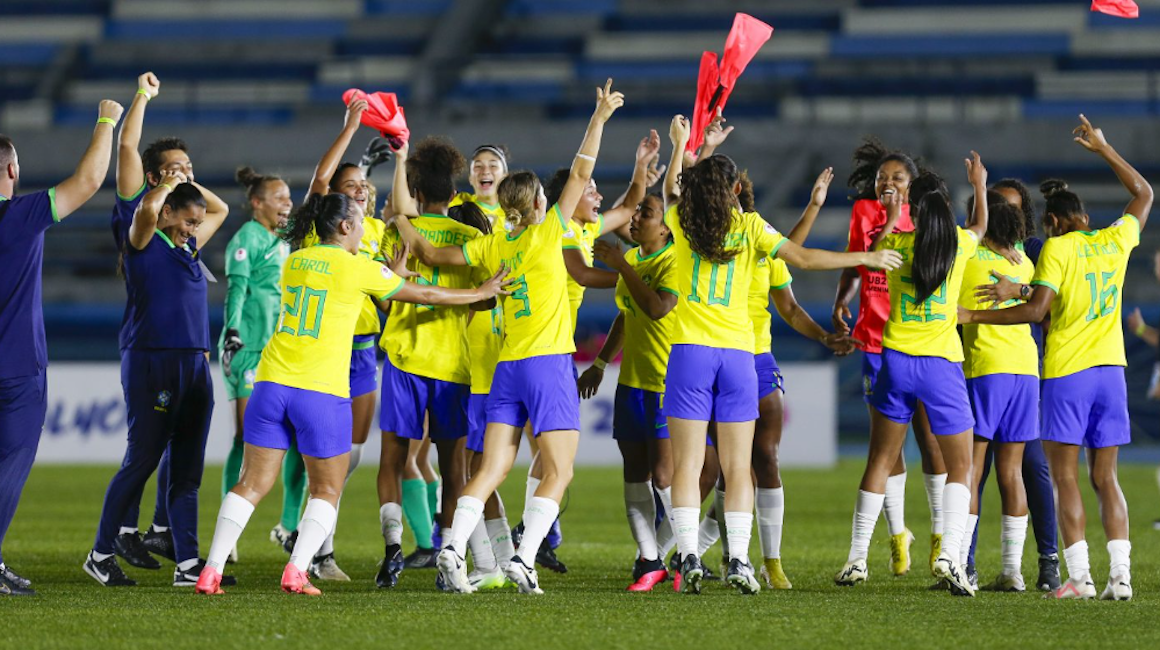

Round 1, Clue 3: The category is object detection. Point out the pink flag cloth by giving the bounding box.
[686,13,774,152]
[1091,0,1140,18]
[343,88,410,145]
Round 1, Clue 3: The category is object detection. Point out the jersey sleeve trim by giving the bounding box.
[562,244,582,250]
[117,182,148,202]
[771,279,792,290]
[48,187,60,222]
[379,281,405,301]
[461,243,474,266]
[1030,279,1059,293]
[770,238,788,259]
[657,287,679,297]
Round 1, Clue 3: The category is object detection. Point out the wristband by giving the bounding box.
[97,117,117,126]
[1136,323,1148,337]
[592,358,607,371]
[158,182,175,193]
[575,153,596,162]
[137,88,152,101]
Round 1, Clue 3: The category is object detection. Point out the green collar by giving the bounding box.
[421,212,449,219]
[506,226,528,241]
[315,244,344,250]
[155,230,193,253]
[636,240,673,261]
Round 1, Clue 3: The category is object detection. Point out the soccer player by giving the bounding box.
[577,193,678,592]
[960,116,1152,600]
[836,154,990,597]
[195,193,508,596]
[451,144,510,230]
[217,167,293,565]
[1126,251,1160,530]
[0,99,123,596]
[832,139,949,576]
[662,114,900,595]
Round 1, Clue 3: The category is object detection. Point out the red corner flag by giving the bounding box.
[343,88,410,146]
[686,13,774,153]
[1091,0,1140,18]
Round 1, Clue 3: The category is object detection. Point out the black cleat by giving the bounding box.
[174,559,236,587]
[84,553,136,587]
[404,547,438,569]
[282,529,298,555]
[0,565,34,596]
[702,562,721,581]
[632,557,666,582]
[510,521,524,548]
[535,540,568,574]
[376,544,405,588]
[142,526,175,563]
[1037,554,1061,592]
[1,564,32,590]
[965,563,979,591]
[114,532,161,570]
[679,553,704,594]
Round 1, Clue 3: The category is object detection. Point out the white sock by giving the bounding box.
[924,473,948,535]
[446,496,485,556]
[1062,540,1090,581]
[654,486,675,558]
[939,482,971,564]
[724,511,753,563]
[883,473,906,535]
[755,487,785,560]
[486,517,515,569]
[961,514,979,566]
[713,488,728,551]
[318,496,342,557]
[91,551,113,562]
[624,481,659,561]
[177,557,199,572]
[515,496,559,563]
[1107,539,1131,579]
[673,506,700,558]
[468,519,498,572]
[697,514,720,556]
[848,490,884,562]
[525,476,541,510]
[290,499,337,572]
[206,492,256,570]
[151,525,169,533]
[1001,514,1028,575]
[379,502,403,546]
[119,526,138,536]
[317,446,361,558]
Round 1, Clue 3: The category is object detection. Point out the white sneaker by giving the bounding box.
[504,557,543,595]
[1100,575,1132,601]
[933,556,975,597]
[309,553,350,582]
[435,548,475,594]
[468,566,508,590]
[984,571,1025,592]
[834,558,868,586]
[1048,575,1096,600]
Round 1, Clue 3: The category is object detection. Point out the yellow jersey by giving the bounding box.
[303,215,385,336]
[257,245,404,397]
[379,214,484,385]
[750,256,793,355]
[562,215,604,330]
[615,242,679,393]
[1032,215,1139,379]
[957,243,1038,378]
[664,205,787,352]
[880,227,979,362]
[467,303,503,394]
[462,204,575,362]
[451,191,508,232]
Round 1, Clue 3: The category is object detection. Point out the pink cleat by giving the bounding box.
[628,569,668,592]
[281,564,322,596]
[195,566,225,595]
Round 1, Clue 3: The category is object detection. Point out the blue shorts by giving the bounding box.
[466,393,488,453]
[487,355,580,435]
[664,344,758,423]
[967,374,1039,443]
[862,351,883,404]
[350,335,379,397]
[380,356,469,440]
[871,348,974,436]
[613,385,668,442]
[0,371,47,456]
[244,381,352,459]
[1041,366,1129,448]
[754,352,785,400]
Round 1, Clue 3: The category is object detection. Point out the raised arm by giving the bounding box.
[187,181,229,246]
[128,170,185,250]
[869,192,905,252]
[771,284,857,356]
[115,72,159,198]
[696,108,733,162]
[558,79,623,221]
[389,140,419,217]
[787,167,835,245]
[53,100,123,220]
[602,129,663,237]
[1073,114,1154,230]
[308,99,367,198]
[965,151,989,240]
[778,239,901,272]
[577,313,626,400]
[595,241,677,320]
[664,115,690,209]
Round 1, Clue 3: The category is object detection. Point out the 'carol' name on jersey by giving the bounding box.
[290,257,332,275]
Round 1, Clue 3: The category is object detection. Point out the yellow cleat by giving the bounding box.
[760,558,792,590]
[889,529,914,576]
[930,534,943,576]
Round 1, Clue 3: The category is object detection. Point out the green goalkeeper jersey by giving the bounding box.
[219,220,289,352]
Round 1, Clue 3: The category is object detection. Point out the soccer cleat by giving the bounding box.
[504,556,543,595]
[929,534,942,576]
[760,558,792,590]
[114,531,162,570]
[984,572,1026,592]
[510,521,524,548]
[435,547,475,594]
[1048,576,1096,600]
[933,556,975,597]
[282,530,298,555]
[679,553,704,595]
[309,553,350,582]
[535,540,568,574]
[627,558,667,592]
[1,565,31,589]
[228,545,238,565]
[1037,554,1061,592]
[469,567,510,590]
[194,566,225,595]
[375,543,404,589]
[1100,575,1133,601]
[83,553,136,587]
[270,523,292,548]
[175,559,236,588]
[281,564,322,596]
[726,558,761,595]
[889,528,914,576]
[0,566,34,596]
[966,563,979,591]
[835,559,868,586]
[142,526,176,562]
[404,547,438,569]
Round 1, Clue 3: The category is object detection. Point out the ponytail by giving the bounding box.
[1040,178,1084,222]
[282,193,356,249]
[911,184,957,305]
[449,201,491,235]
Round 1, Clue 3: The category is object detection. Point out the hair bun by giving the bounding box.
[1039,178,1068,198]
[235,165,262,188]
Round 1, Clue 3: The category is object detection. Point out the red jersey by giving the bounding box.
[845,198,914,353]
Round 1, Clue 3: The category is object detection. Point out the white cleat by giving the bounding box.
[1100,575,1133,601]
[834,558,868,586]
[309,553,351,582]
[270,524,292,547]
[725,558,761,595]
[1047,575,1096,600]
[983,571,1025,593]
[933,556,975,597]
[435,548,475,594]
[504,557,544,595]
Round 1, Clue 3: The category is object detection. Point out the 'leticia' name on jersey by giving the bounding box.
[1077,240,1123,258]
[290,257,332,275]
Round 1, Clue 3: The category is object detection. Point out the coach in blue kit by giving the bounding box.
[0,100,123,596]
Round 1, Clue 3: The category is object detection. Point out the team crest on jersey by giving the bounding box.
[234,248,247,261]
[370,240,380,253]
[1112,218,1124,228]
[243,369,256,387]
[564,229,575,238]
[763,222,778,235]
[155,390,172,412]
[381,266,394,279]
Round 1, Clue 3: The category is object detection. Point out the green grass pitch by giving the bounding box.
[5,461,1160,649]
